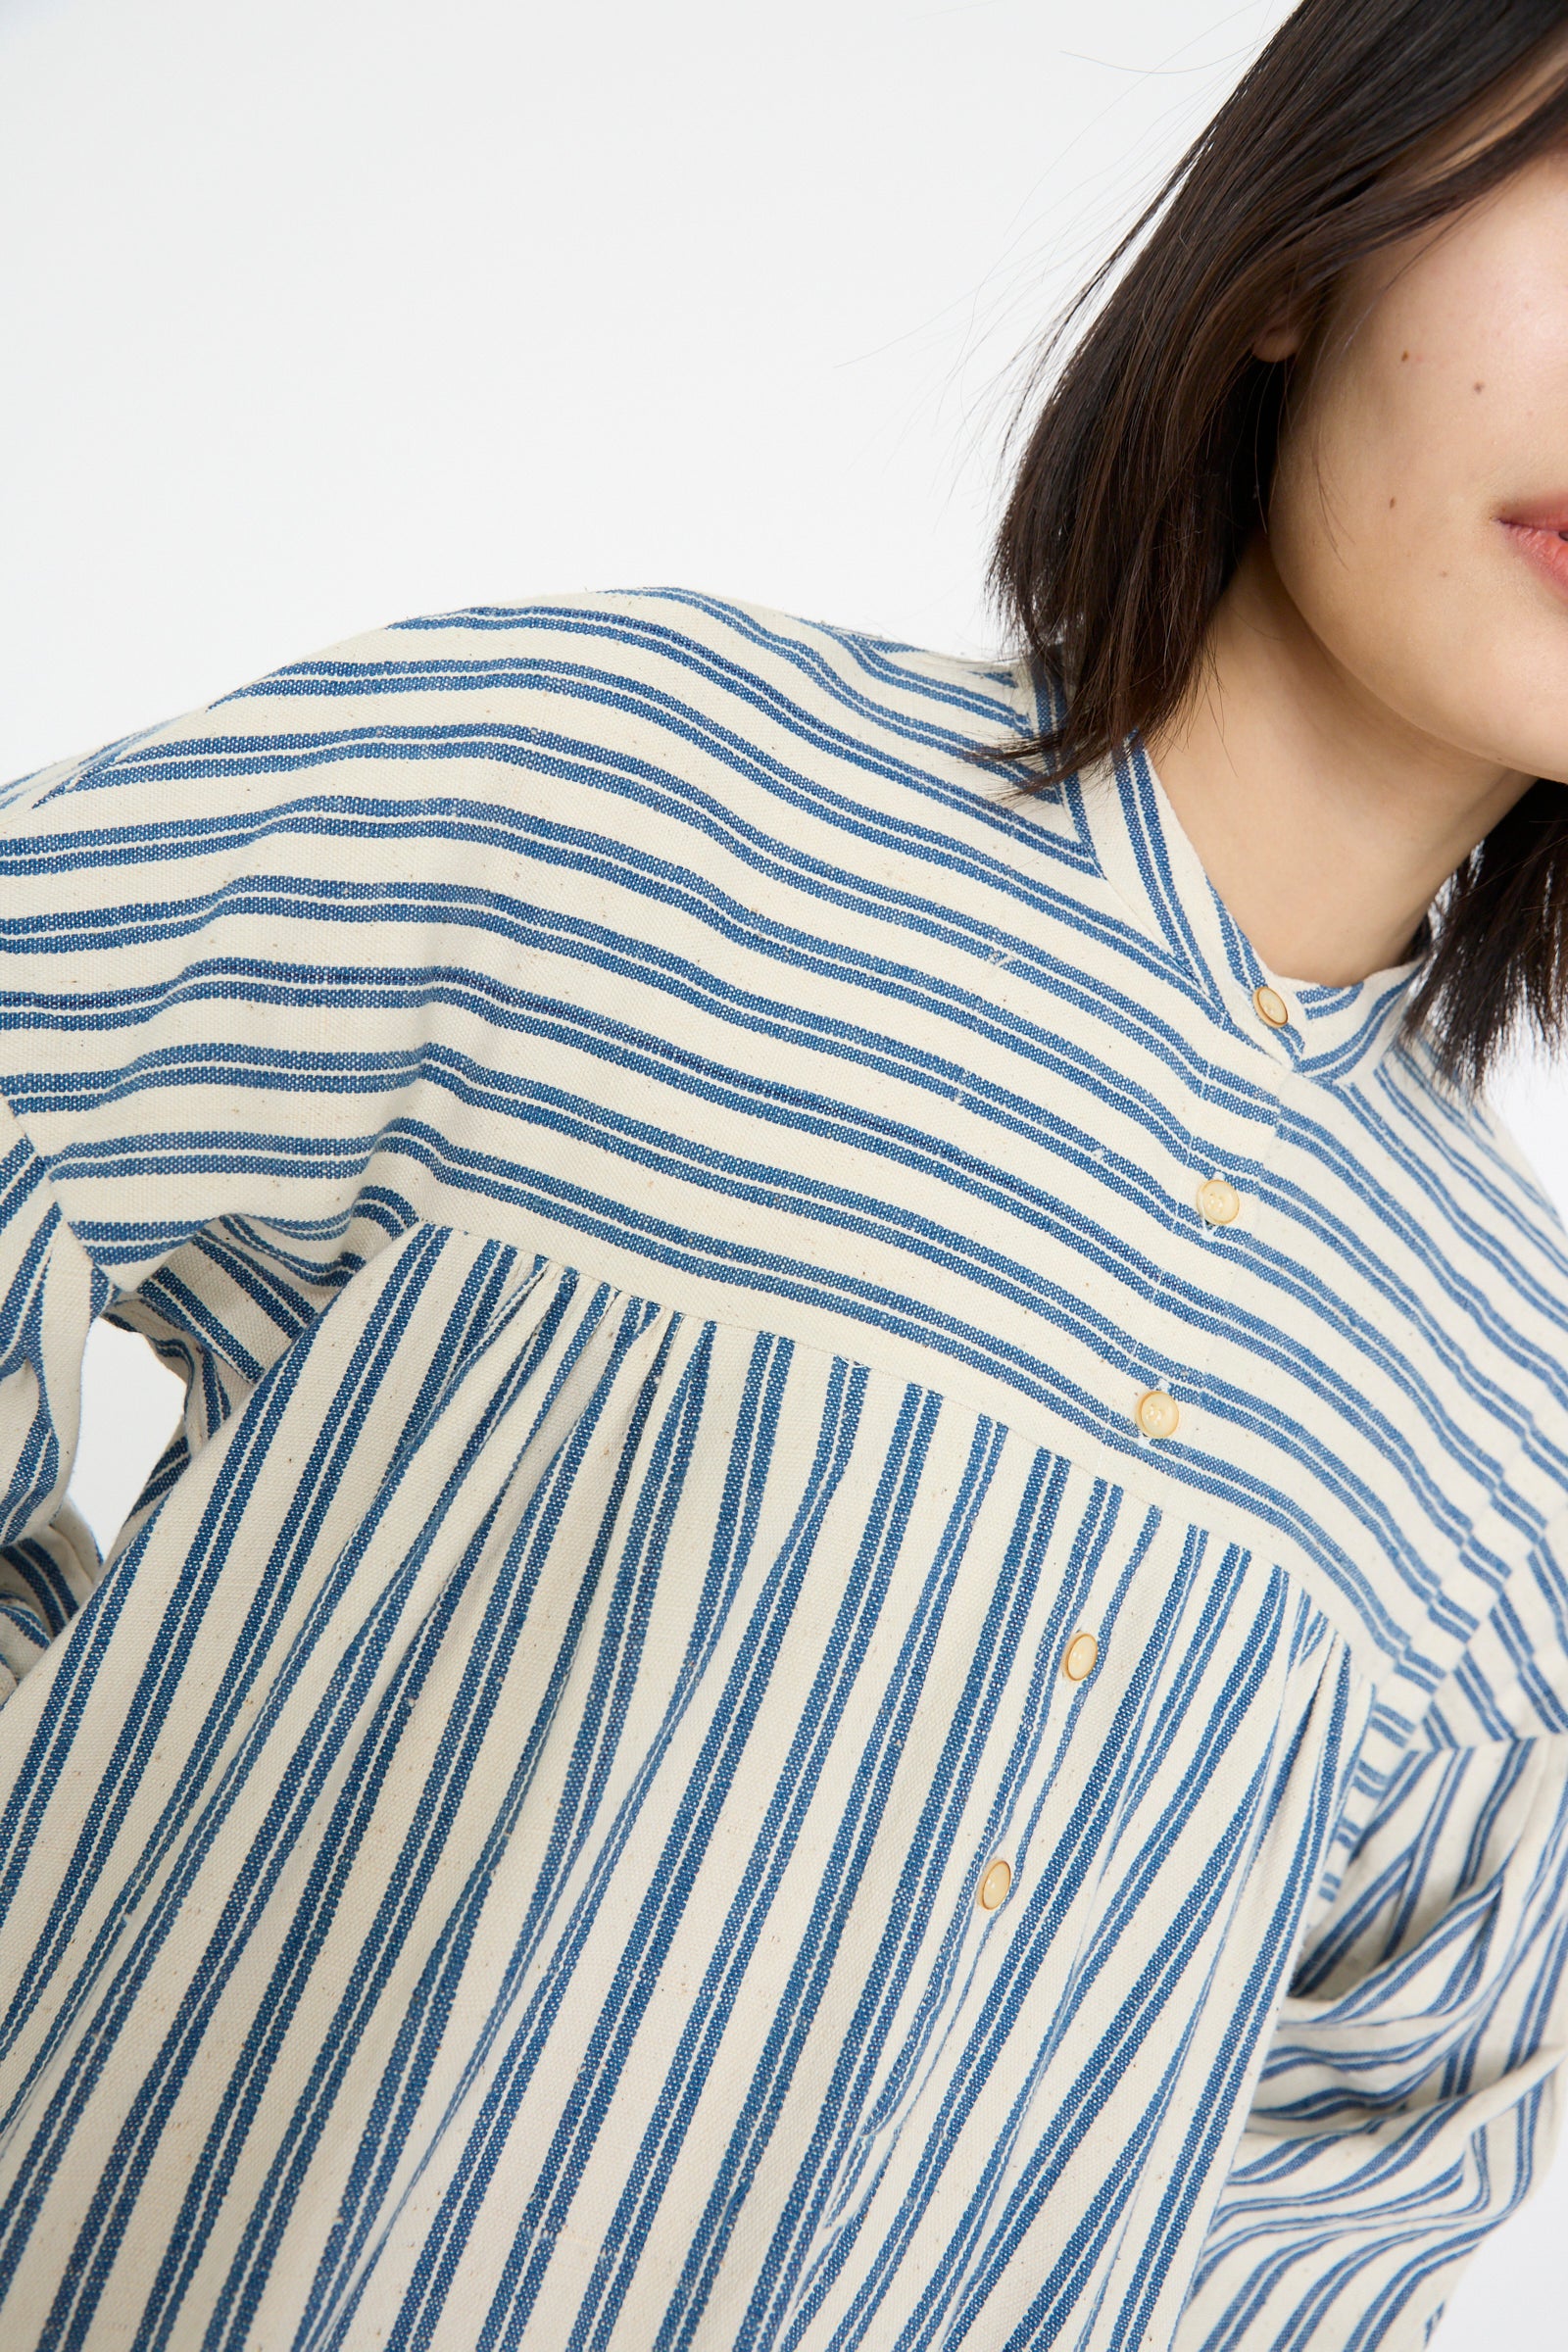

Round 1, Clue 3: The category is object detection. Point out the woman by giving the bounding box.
[1,0,1566,2344]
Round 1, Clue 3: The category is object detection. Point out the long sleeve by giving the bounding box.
[1173,1547,1568,2351]
[0,1092,109,1700]
[0,688,364,1709]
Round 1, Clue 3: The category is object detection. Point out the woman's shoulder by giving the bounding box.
[0,585,1027,849]
[316,585,1028,780]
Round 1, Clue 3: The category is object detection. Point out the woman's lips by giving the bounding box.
[1501,518,1568,602]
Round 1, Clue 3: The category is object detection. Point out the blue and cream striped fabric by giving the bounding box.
[1,587,1567,2352]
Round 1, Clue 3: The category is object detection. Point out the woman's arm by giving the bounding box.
[1174,1562,1568,2351]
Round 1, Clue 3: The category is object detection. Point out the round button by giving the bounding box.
[977,1856,1012,1911]
[1134,1388,1180,1441]
[1252,984,1290,1029]
[1196,1175,1241,1227]
[1063,1630,1099,1683]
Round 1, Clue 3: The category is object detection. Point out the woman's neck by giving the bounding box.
[1141,532,1533,987]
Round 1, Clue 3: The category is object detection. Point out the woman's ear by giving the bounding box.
[1252,314,1305,363]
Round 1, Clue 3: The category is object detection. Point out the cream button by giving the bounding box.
[1134,1387,1180,1441]
[1196,1175,1242,1227]
[1252,983,1290,1029]
[1063,1630,1100,1683]
[977,1856,1012,1912]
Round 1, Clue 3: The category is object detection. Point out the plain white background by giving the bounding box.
[2,0,1566,2336]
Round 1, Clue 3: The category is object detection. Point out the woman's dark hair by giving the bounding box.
[973,0,1568,1091]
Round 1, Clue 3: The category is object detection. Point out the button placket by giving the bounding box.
[816,1555,1124,2292]
[1119,969,1294,1435]
[1150,1006,1295,1454]
[825,1812,1033,2246]
[968,1623,1101,1927]
[969,1622,1103,1936]
[1132,990,1295,1439]
[1122,1035,1230,1439]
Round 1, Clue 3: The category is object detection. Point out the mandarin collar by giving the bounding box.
[1005,657,1430,1083]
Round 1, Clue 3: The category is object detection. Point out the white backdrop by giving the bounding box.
[2,0,1565,2336]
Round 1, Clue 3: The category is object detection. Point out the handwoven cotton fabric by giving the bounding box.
[1,588,1567,2352]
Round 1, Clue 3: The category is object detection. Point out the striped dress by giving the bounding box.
[0,588,1566,2352]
